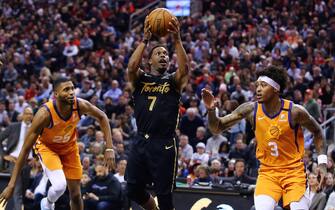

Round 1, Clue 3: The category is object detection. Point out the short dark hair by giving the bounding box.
[148,45,168,59]
[235,159,245,166]
[53,76,71,90]
[256,65,287,93]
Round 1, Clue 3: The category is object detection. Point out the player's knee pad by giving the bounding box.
[47,169,67,195]
[157,193,174,210]
[254,195,276,210]
[126,183,150,205]
[51,178,67,196]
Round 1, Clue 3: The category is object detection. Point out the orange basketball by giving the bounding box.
[148,8,174,37]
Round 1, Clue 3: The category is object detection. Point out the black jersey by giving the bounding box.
[133,72,180,137]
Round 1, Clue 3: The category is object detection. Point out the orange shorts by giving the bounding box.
[255,164,306,207]
[35,143,82,180]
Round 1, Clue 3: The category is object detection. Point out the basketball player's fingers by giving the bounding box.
[168,23,178,33]
[3,199,7,207]
[172,17,180,28]
[0,196,6,207]
[201,88,211,97]
[170,20,180,32]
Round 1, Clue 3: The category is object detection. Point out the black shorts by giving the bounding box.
[125,133,178,195]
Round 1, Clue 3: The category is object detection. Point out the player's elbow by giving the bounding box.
[96,110,108,122]
[127,63,137,73]
[208,125,221,135]
[180,63,190,76]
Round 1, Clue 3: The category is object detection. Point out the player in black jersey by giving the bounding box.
[125,16,189,210]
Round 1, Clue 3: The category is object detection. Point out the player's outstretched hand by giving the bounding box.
[0,185,14,207]
[168,17,180,40]
[104,148,116,171]
[317,163,327,192]
[144,16,152,42]
[201,88,215,110]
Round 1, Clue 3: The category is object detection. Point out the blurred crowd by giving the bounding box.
[0,0,335,209]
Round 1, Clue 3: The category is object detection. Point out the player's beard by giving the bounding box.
[60,97,74,106]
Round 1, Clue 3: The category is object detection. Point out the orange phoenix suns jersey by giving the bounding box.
[254,99,304,169]
[36,98,81,155]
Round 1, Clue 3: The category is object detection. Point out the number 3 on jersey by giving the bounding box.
[148,96,157,111]
[268,141,279,157]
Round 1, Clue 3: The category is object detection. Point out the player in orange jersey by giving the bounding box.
[202,66,327,210]
[0,77,115,210]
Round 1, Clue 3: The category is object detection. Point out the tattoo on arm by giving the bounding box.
[208,102,254,134]
[295,105,326,154]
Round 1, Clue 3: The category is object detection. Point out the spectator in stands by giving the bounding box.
[82,156,94,178]
[324,192,335,210]
[0,107,33,210]
[232,159,256,185]
[244,138,258,177]
[77,79,95,100]
[84,165,123,210]
[192,165,212,186]
[225,159,236,177]
[229,136,247,160]
[15,96,29,114]
[115,142,128,163]
[191,142,209,166]
[24,163,48,210]
[324,172,335,198]
[226,100,246,144]
[206,133,227,159]
[210,159,224,177]
[103,80,123,103]
[81,172,91,195]
[114,158,127,184]
[304,89,322,123]
[80,125,96,149]
[6,100,19,123]
[180,107,204,140]
[0,101,10,129]
[307,172,327,210]
[35,76,52,103]
[218,141,230,166]
[210,167,221,184]
[179,134,193,166]
[191,126,208,150]
[95,130,106,147]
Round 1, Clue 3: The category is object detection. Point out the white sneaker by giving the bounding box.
[40,197,55,210]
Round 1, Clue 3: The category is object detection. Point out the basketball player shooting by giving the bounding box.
[202,66,327,210]
[0,77,115,210]
[125,13,189,210]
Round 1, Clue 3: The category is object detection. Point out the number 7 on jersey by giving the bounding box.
[148,96,157,111]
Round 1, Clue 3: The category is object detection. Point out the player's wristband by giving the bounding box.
[317,154,327,165]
